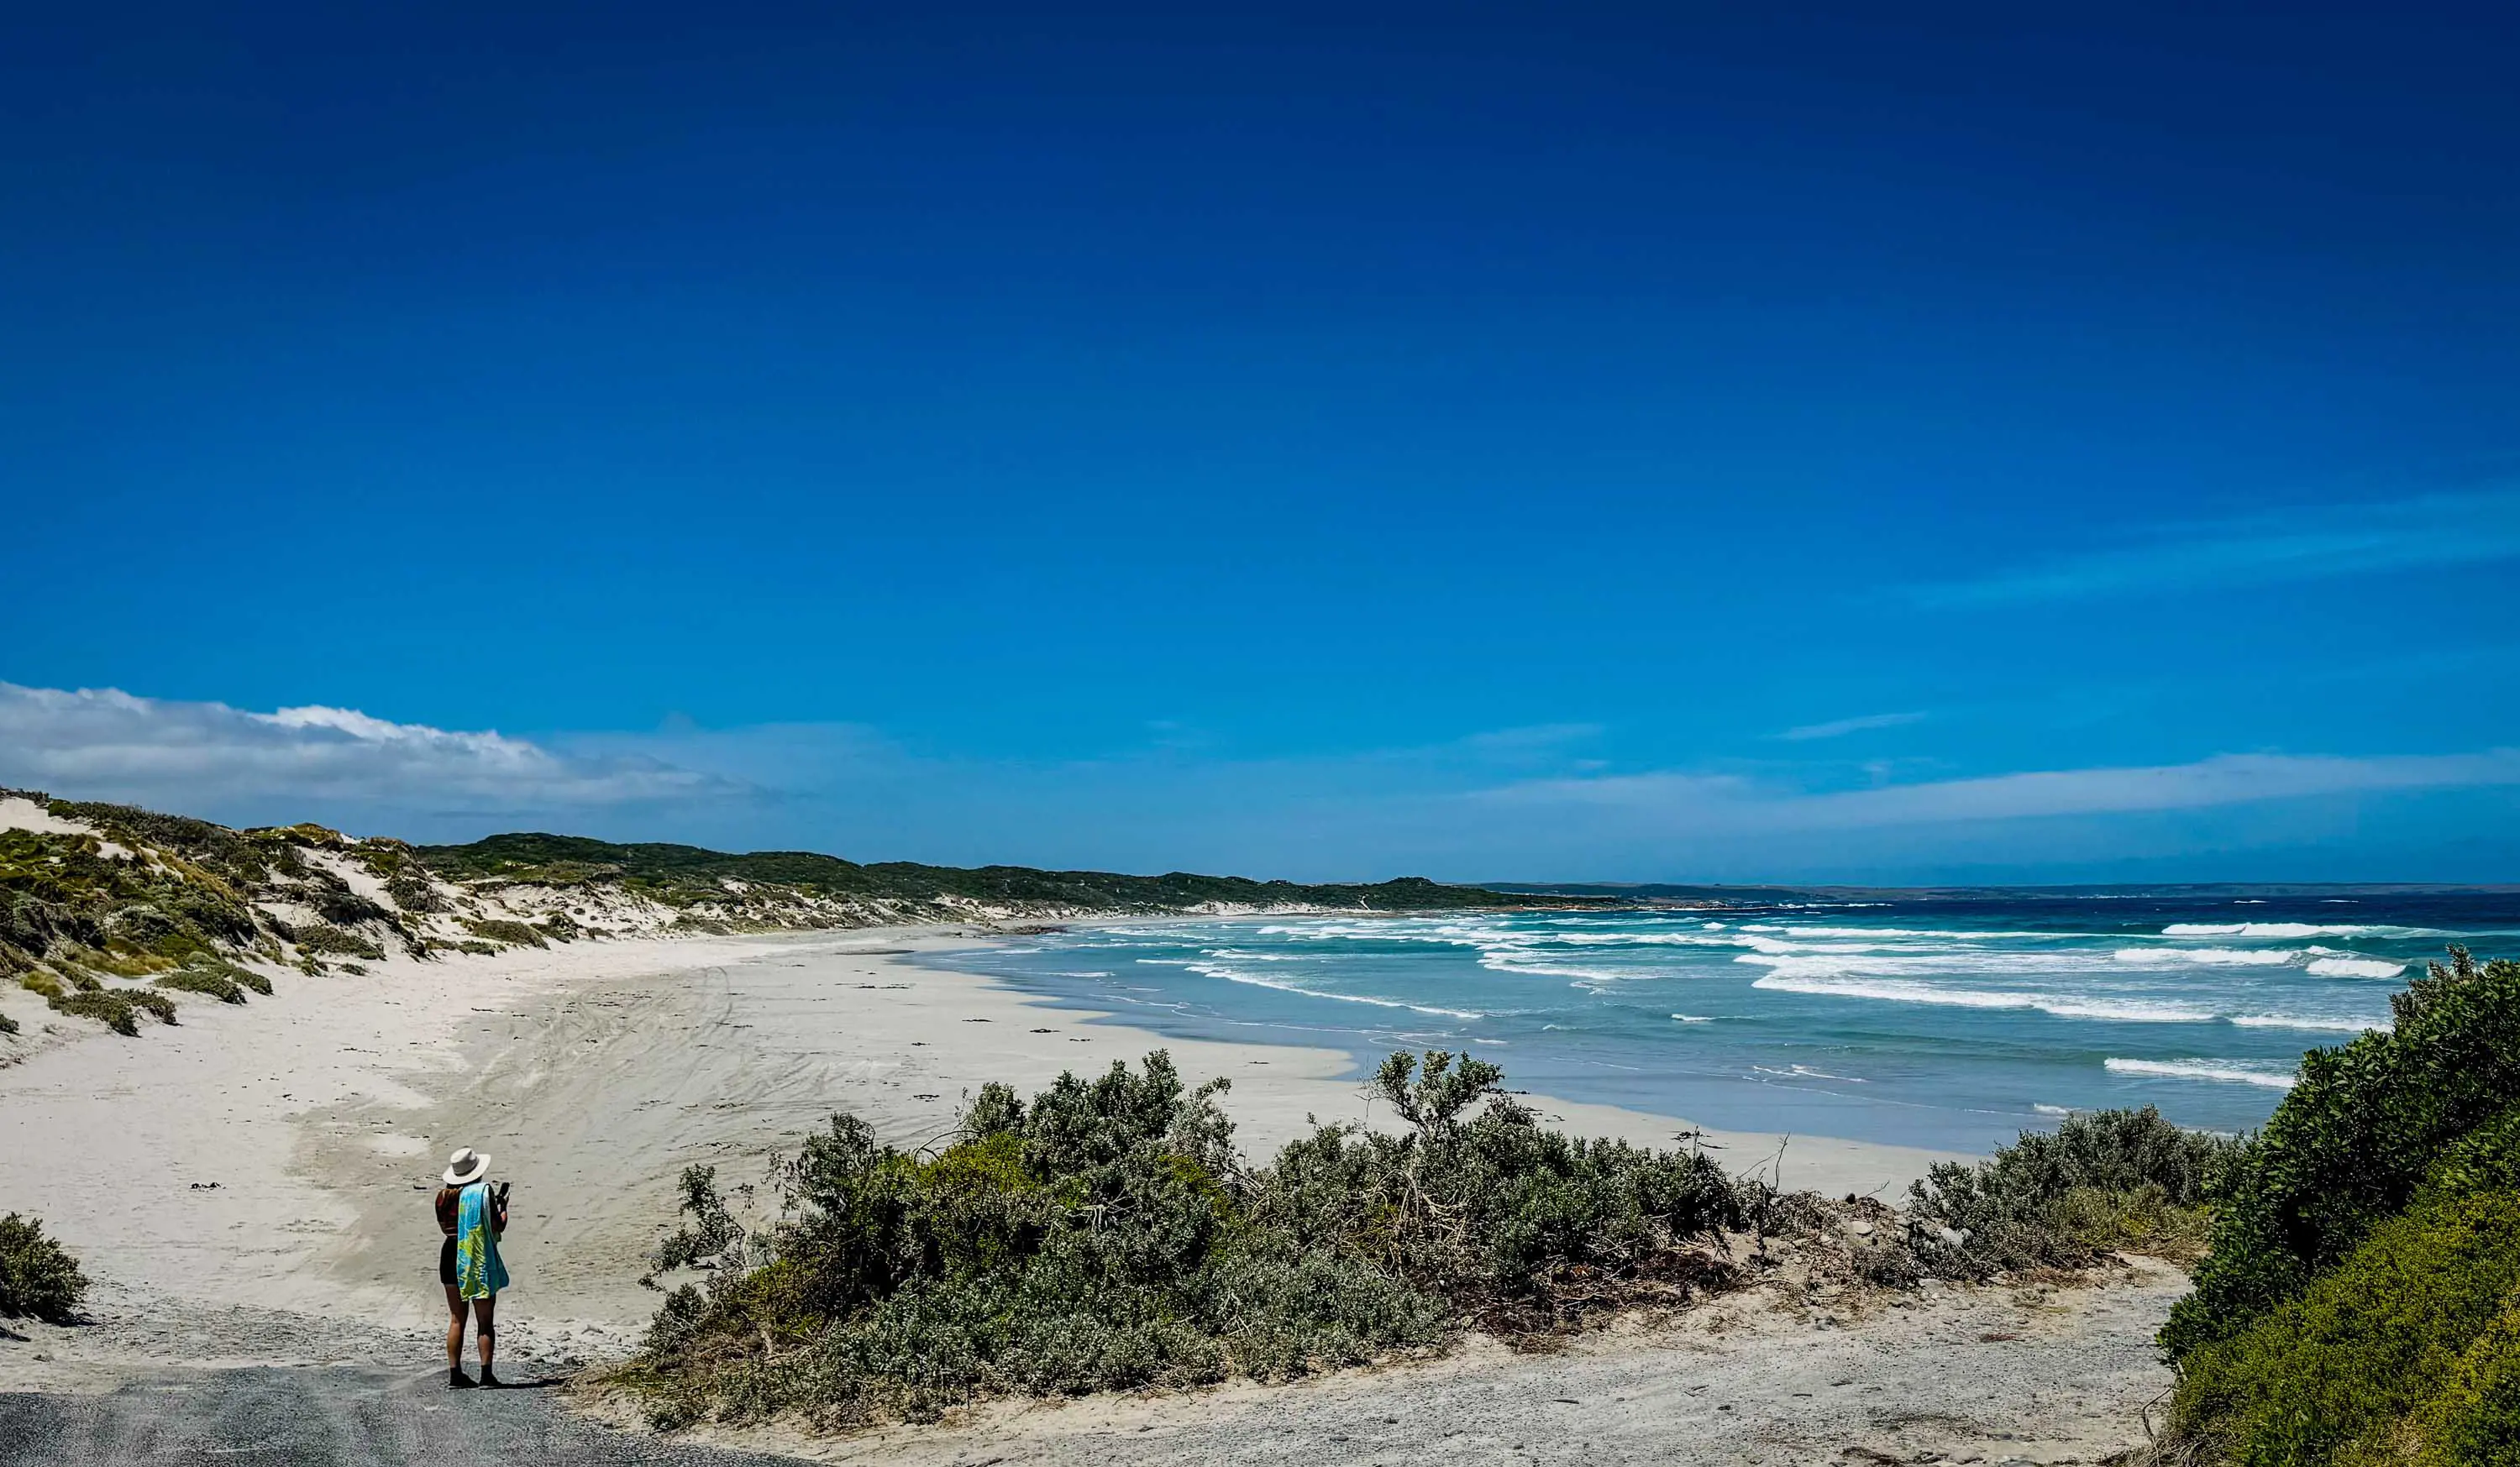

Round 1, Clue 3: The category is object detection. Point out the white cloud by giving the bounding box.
[0,682,731,825]
[1477,748,2520,832]
[1914,488,2520,605]
[4,679,2516,882]
[1776,711,1928,741]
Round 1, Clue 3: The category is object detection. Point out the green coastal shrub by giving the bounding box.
[635,1050,1746,1429]
[0,1007,17,1036]
[462,918,547,949]
[48,989,140,1036]
[155,968,246,1003]
[2166,948,2520,1364]
[1251,1050,1744,1324]
[2170,1190,2520,1466]
[297,925,386,961]
[0,1214,89,1323]
[1907,1104,2234,1276]
[2400,1293,2520,1466]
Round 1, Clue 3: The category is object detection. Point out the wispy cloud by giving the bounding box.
[1478,748,2520,830]
[1913,488,2520,605]
[6,679,2518,882]
[0,682,733,827]
[1776,710,1928,741]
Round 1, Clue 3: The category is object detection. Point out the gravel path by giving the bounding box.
[0,1367,801,1467]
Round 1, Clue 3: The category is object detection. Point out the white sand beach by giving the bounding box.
[0,924,2172,1464]
[1,925,1961,1349]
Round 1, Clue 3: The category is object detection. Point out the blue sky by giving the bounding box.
[3,3,2517,882]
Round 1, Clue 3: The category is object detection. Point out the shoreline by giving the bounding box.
[0,921,1961,1393]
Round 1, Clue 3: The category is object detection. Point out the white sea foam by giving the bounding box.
[1671,1014,1715,1024]
[2306,956,2407,979]
[2160,922,2449,940]
[2033,1103,2078,1117]
[2229,1014,2380,1032]
[1748,972,2212,1023]
[1772,925,2067,940]
[1477,953,1635,984]
[2106,1057,2297,1090]
[1162,958,1487,1021]
[1751,1063,1867,1084]
[2115,946,2298,967]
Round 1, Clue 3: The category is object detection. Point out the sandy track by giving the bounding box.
[625,1263,2185,1467]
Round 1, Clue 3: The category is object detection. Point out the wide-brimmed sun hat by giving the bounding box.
[443,1147,491,1187]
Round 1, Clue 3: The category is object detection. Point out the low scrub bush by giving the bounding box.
[2166,947,2520,1363]
[462,918,546,949]
[0,1214,89,1322]
[155,968,245,1003]
[2170,1190,2520,1466]
[297,925,386,961]
[1908,1105,2234,1276]
[1250,1050,1745,1328]
[0,1007,17,1035]
[49,989,141,1036]
[635,1050,1747,1430]
[385,869,444,914]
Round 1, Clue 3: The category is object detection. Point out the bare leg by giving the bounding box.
[444,1284,475,1386]
[472,1295,498,1386]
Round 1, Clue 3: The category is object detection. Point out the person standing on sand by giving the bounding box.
[434,1146,510,1389]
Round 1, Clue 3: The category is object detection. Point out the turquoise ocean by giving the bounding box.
[921,893,2520,1153]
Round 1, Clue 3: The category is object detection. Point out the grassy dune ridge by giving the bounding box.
[0,789,1587,1040]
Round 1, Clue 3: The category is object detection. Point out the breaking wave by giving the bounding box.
[2106,1057,2297,1090]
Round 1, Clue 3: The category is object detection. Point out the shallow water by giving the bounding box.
[921,892,2520,1152]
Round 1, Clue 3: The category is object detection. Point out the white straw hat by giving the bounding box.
[443,1147,491,1187]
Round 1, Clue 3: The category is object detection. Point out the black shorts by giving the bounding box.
[439,1235,458,1287]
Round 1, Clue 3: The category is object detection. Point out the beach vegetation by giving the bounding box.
[296,925,386,961]
[385,867,444,913]
[462,918,547,949]
[630,1050,1771,1432]
[0,1214,87,1323]
[2170,1190,2520,1466]
[155,967,248,1003]
[2153,946,2520,1465]
[46,988,143,1035]
[2165,947,2520,1364]
[1907,1105,2234,1275]
[414,831,1599,918]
